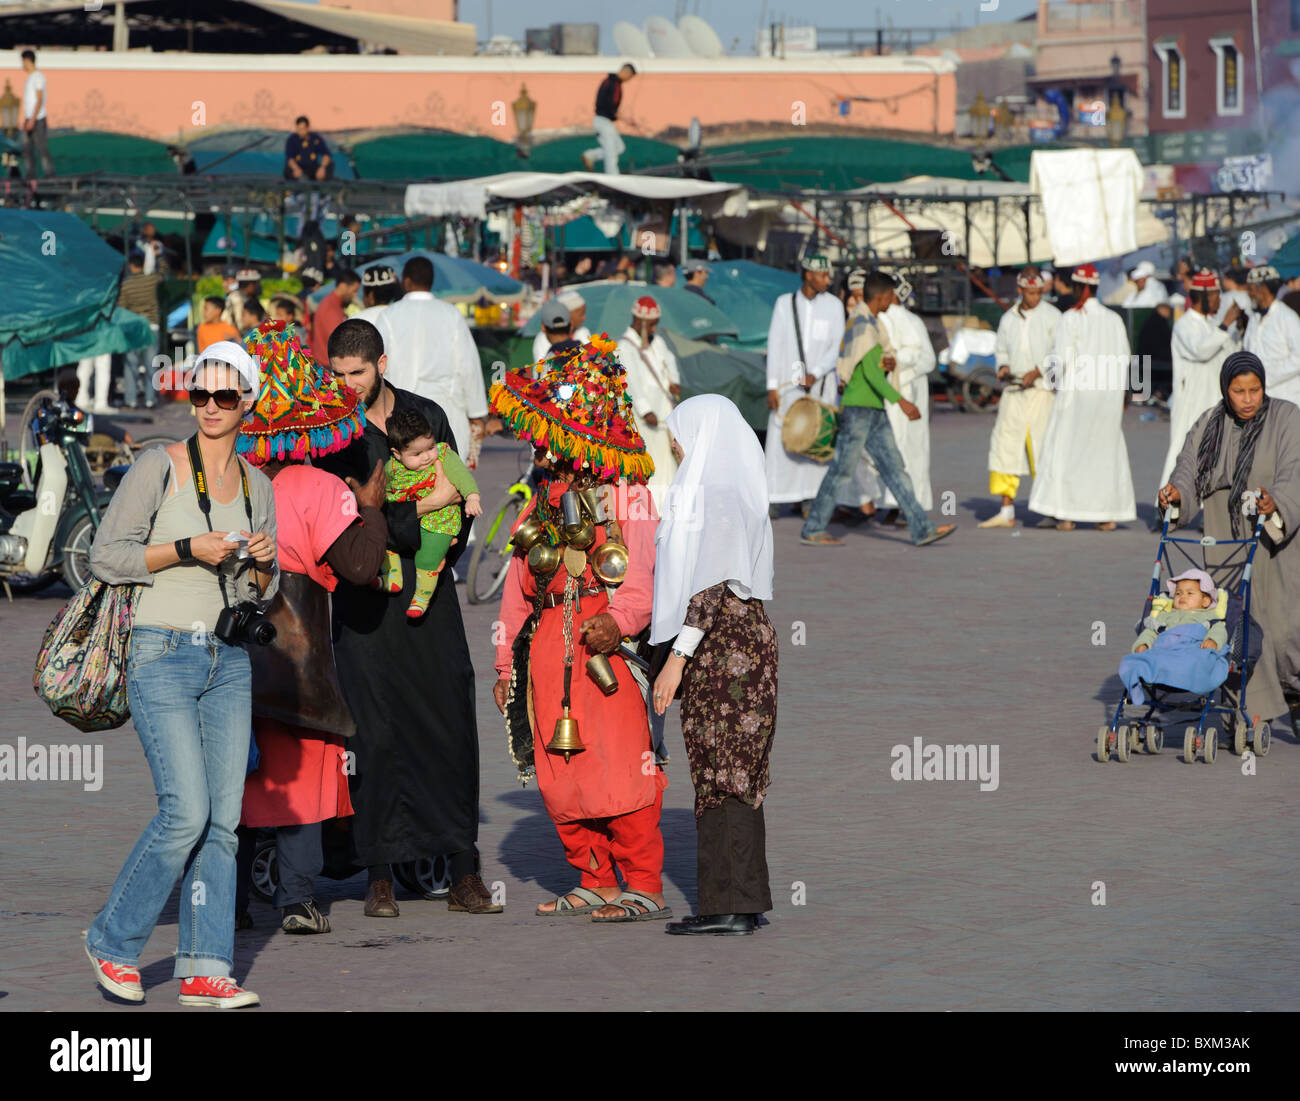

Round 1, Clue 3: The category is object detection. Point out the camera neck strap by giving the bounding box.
[186,433,253,610]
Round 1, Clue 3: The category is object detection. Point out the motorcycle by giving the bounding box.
[0,396,129,596]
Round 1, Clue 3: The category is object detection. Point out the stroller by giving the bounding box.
[1097,504,1272,764]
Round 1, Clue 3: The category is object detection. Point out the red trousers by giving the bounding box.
[553,790,664,894]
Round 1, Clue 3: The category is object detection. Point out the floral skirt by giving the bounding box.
[680,588,778,819]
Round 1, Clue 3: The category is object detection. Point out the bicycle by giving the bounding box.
[467,441,538,605]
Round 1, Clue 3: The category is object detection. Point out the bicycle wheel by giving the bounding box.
[467,491,525,604]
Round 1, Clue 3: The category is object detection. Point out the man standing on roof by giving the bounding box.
[284,115,333,181]
[582,64,636,175]
[19,49,54,180]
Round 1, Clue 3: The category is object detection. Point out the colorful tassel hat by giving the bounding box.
[237,320,365,465]
[489,333,654,484]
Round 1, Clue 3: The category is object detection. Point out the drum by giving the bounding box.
[782,396,839,463]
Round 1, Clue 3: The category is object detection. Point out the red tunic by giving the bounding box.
[496,481,667,823]
[242,465,358,828]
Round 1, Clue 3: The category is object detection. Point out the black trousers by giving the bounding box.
[235,822,322,911]
[696,797,772,915]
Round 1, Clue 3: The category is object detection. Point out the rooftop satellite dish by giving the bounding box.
[679,15,724,58]
[614,22,654,58]
[644,15,693,59]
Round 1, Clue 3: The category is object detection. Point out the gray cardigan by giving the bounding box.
[89,445,279,605]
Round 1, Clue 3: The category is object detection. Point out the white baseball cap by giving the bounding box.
[1130,260,1157,280]
[187,340,260,396]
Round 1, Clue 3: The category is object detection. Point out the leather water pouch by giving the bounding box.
[249,571,357,738]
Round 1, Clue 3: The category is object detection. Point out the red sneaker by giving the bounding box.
[84,941,144,1003]
[177,976,261,1009]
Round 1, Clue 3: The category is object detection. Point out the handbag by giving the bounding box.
[33,465,170,732]
[248,571,357,738]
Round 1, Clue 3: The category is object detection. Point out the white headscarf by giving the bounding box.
[650,394,774,644]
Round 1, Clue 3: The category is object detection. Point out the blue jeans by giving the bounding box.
[86,627,251,979]
[802,405,934,544]
[122,327,159,407]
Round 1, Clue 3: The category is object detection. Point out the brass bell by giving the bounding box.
[549,706,585,761]
[512,512,545,552]
[566,520,596,550]
[586,653,619,696]
[590,540,629,586]
[527,541,563,574]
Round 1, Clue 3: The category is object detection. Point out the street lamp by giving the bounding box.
[512,84,536,157]
[1106,53,1128,146]
[0,80,19,139]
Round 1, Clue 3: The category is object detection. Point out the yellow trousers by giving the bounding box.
[989,430,1035,498]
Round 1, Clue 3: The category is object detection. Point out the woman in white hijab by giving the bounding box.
[651,395,778,937]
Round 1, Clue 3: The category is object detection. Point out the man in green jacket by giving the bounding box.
[802,270,956,548]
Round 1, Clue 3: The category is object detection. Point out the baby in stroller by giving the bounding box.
[1119,569,1229,705]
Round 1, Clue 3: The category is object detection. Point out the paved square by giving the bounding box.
[2,398,1297,1011]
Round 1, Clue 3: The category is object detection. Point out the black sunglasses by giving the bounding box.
[189,389,242,411]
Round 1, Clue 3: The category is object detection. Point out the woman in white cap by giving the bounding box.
[85,340,279,1009]
[651,394,777,937]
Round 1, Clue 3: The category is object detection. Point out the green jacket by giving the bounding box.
[840,342,901,410]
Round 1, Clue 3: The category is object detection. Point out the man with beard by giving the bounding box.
[318,318,502,917]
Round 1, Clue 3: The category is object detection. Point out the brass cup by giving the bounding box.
[560,490,584,533]
[512,513,545,552]
[577,486,606,524]
[527,541,563,574]
[586,653,619,696]
[590,540,629,586]
[566,520,596,551]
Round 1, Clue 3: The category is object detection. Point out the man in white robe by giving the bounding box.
[1244,265,1300,406]
[764,254,846,513]
[1216,266,1252,326]
[354,265,399,326]
[1121,260,1170,308]
[1029,264,1137,530]
[1159,270,1242,487]
[375,256,488,459]
[980,267,1061,527]
[617,294,681,510]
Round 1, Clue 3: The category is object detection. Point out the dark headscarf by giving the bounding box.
[1194,350,1269,537]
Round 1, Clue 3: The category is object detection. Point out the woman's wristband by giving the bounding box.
[174,538,192,561]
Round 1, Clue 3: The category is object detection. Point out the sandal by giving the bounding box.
[1056,521,1076,531]
[1096,522,1118,532]
[590,891,674,923]
[535,887,610,917]
[916,524,956,547]
[800,532,844,546]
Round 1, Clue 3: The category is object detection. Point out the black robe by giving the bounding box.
[317,383,479,866]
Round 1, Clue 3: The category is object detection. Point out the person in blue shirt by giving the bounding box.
[285,116,333,181]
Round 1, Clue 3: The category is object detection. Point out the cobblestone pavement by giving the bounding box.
[2,396,1298,1012]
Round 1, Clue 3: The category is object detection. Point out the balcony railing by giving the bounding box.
[1041,0,1142,34]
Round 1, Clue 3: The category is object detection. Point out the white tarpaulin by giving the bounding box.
[1029,148,1145,265]
[795,175,1168,267]
[404,172,749,220]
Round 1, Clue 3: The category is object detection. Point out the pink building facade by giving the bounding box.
[0,52,957,144]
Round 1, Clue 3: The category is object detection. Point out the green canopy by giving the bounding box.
[664,331,769,434]
[1269,234,1300,279]
[525,135,680,175]
[681,260,800,350]
[200,217,282,263]
[548,216,629,253]
[520,283,737,342]
[46,131,178,176]
[3,307,152,379]
[188,128,357,178]
[351,131,520,180]
[0,210,128,380]
[705,136,1057,191]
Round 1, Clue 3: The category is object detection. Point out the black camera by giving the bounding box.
[214,601,277,647]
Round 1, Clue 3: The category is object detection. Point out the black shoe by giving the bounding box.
[665,913,756,936]
[235,909,254,931]
[281,899,331,934]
